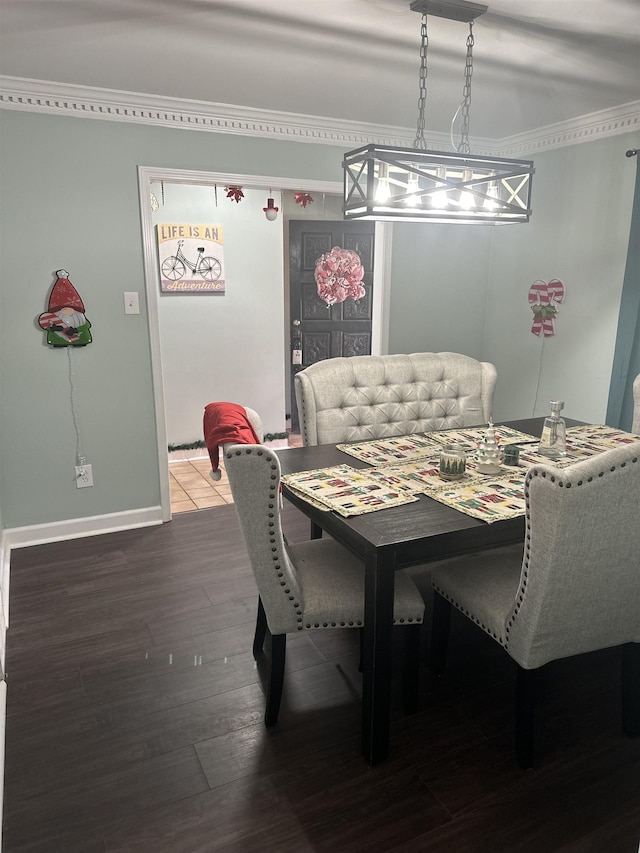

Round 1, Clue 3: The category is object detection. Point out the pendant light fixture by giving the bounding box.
[263,191,279,221]
[342,0,534,224]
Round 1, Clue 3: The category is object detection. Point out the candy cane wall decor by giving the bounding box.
[528,279,565,337]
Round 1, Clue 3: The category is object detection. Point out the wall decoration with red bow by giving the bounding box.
[528,279,565,337]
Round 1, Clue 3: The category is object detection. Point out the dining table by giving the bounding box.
[276,416,582,765]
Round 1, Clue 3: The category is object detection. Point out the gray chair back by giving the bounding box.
[507,442,640,669]
[243,406,264,443]
[294,352,496,446]
[225,445,302,635]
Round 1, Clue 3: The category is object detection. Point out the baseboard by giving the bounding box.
[4,506,164,551]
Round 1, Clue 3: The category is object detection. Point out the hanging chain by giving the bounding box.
[413,13,428,150]
[458,21,474,154]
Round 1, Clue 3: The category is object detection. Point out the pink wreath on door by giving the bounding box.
[314,247,366,306]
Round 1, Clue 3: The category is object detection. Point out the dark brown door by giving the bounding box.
[289,221,375,431]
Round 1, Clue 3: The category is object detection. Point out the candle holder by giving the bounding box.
[439,444,467,480]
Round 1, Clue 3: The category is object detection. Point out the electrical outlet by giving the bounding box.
[75,464,94,488]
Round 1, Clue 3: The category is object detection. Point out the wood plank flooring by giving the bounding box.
[4,504,640,852]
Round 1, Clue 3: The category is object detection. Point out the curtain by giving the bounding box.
[606,151,640,430]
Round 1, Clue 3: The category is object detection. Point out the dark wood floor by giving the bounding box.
[4,503,640,852]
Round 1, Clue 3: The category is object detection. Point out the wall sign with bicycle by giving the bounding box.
[157,223,225,294]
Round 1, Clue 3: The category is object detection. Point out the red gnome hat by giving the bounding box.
[49,269,85,313]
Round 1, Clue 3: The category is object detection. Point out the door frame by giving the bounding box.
[137,165,391,520]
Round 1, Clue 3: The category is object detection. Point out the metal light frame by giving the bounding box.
[344,145,534,224]
[342,0,534,225]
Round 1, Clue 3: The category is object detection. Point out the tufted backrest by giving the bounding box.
[633,374,640,435]
[505,442,640,670]
[294,352,497,446]
[225,444,303,636]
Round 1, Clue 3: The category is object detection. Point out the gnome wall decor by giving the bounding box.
[38,270,93,347]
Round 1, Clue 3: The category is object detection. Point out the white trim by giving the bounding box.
[494,101,640,157]
[4,506,163,551]
[0,76,445,149]
[0,533,8,631]
[137,169,172,523]
[138,167,350,519]
[4,76,636,155]
[372,223,393,356]
[0,680,6,853]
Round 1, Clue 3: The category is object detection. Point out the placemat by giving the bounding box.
[337,425,537,465]
[422,425,538,451]
[281,465,419,517]
[426,471,528,523]
[518,424,640,469]
[335,433,440,466]
[285,426,640,521]
[365,456,497,495]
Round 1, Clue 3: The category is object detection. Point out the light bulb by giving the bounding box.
[405,171,421,207]
[483,183,500,211]
[375,163,391,203]
[459,170,475,209]
[263,197,279,221]
[375,178,391,203]
[432,167,448,208]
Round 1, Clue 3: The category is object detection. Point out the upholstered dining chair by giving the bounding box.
[633,374,640,434]
[294,352,497,446]
[225,443,425,726]
[429,442,640,769]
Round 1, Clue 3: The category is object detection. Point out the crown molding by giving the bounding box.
[0,75,445,148]
[495,101,640,157]
[1,76,638,157]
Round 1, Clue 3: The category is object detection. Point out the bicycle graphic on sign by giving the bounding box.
[161,240,222,282]
[157,224,226,293]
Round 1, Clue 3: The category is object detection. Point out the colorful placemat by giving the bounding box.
[366,456,494,495]
[281,465,419,517]
[284,426,640,521]
[423,425,538,451]
[427,471,528,523]
[337,425,538,466]
[336,433,440,466]
[518,424,640,469]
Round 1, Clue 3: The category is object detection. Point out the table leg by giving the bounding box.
[310,521,323,540]
[361,546,396,765]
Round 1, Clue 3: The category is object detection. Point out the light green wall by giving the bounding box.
[0,111,341,528]
[388,223,492,357]
[483,135,639,424]
[0,109,637,531]
[387,132,639,426]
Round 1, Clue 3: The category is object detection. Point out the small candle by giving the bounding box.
[439,444,467,480]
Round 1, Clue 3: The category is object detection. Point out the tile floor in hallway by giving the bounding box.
[170,433,302,514]
[169,456,233,514]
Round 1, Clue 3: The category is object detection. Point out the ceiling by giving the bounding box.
[1,0,639,140]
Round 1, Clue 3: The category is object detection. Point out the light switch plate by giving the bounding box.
[124,291,140,314]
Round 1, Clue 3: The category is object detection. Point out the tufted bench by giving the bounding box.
[294,352,497,446]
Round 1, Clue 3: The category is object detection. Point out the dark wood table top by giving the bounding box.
[277,417,580,567]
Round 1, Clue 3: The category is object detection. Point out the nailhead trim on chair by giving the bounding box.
[432,581,504,644]
[503,455,640,650]
[433,452,640,649]
[230,445,424,633]
[227,446,306,630]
